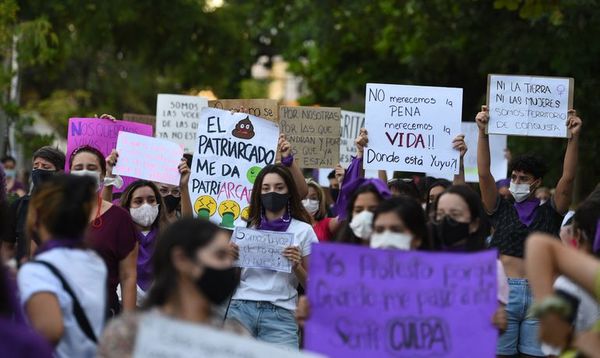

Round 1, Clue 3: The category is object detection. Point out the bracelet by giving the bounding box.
[528,294,573,321]
[281,155,294,167]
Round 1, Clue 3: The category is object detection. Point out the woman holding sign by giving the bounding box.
[477,106,581,357]
[69,145,139,315]
[226,163,318,349]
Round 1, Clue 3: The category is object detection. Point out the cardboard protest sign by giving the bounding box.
[305,244,498,358]
[122,113,156,133]
[427,122,508,182]
[133,313,322,358]
[66,118,153,192]
[113,132,183,186]
[156,94,209,153]
[339,110,365,167]
[365,83,463,175]
[487,74,574,138]
[231,227,294,273]
[189,108,279,229]
[209,99,279,122]
[279,106,341,168]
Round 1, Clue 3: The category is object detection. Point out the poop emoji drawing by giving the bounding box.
[194,195,217,219]
[219,200,241,228]
[232,116,255,140]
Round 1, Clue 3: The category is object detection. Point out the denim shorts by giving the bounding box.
[496,278,545,356]
[226,299,299,349]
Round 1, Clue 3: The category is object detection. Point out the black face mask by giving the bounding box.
[434,216,471,248]
[195,267,240,305]
[330,188,340,202]
[163,195,181,213]
[31,169,56,189]
[261,192,289,213]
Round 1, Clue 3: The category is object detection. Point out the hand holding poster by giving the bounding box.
[279,106,341,168]
[340,110,365,167]
[231,227,294,273]
[66,117,153,192]
[113,132,184,186]
[487,74,574,138]
[305,244,498,358]
[189,108,279,229]
[364,83,463,174]
[209,99,279,122]
[156,94,209,153]
[133,313,322,358]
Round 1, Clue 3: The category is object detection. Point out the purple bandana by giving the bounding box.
[258,211,291,232]
[36,238,84,255]
[514,198,541,227]
[137,228,159,291]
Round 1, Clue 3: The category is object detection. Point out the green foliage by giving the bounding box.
[240,79,269,99]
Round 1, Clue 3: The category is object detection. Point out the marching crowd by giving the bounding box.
[0,106,599,358]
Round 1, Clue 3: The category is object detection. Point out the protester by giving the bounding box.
[119,180,168,305]
[18,174,107,357]
[496,178,511,200]
[477,106,582,357]
[303,179,339,242]
[226,163,317,349]
[387,178,421,201]
[155,158,193,223]
[2,147,66,264]
[370,196,429,250]
[1,155,26,199]
[69,145,138,315]
[97,219,244,357]
[535,186,551,204]
[327,169,340,203]
[425,179,451,219]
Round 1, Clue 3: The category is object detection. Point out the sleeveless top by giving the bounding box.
[489,197,563,258]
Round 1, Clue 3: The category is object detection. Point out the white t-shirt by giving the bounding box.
[232,219,318,311]
[554,275,600,332]
[18,248,107,358]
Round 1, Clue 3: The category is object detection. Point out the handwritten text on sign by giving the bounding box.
[232,227,294,273]
[487,74,574,138]
[209,99,279,122]
[133,313,321,358]
[340,110,365,167]
[189,108,279,229]
[305,244,498,358]
[65,118,153,193]
[156,94,208,153]
[279,106,341,168]
[364,83,462,174]
[114,132,183,186]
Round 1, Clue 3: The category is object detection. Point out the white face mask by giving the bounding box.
[350,210,374,240]
[509,181,531,203]
[71,169,102,188]
[370,231,413,250]
[302,199,320,215]
[130,203,159,227]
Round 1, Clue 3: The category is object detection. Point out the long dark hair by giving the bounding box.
[120,180,168,231]
[573,199,600,255]
[143,218,219,308]
[425,179,451,218]
[247,164,312,228]
[373,196,431,250]
[334,184,385,244]
[431,185,490,252]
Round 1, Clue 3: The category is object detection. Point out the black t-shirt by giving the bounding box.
[4,196,33,262]
[489,197,563,258]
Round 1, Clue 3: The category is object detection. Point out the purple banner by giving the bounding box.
[66,118,153,193]
[305,244,498,358]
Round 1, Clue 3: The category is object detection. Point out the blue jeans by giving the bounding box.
[496,278,545,356]
[226,299,299,349]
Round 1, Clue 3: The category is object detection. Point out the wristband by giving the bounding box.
[281,155,294,167]
[103,175,124,189]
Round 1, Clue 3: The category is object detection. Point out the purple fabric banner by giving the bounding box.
[66,118,153,193]
[305,243,498,358]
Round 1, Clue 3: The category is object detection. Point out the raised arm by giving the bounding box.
[452,134,467,185]
[475,106,498,213]
[355,128,368,179]
[554,110,581,215]
[178,159,193,218]
[101,150,119,202]
[279,134,308,198]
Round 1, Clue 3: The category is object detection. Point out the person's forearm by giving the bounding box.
[477,130,492,177]
[294,266,307,288]
[453,156,465,185]
[120,276,137,311]
[101,186,113,203]
[180,187,193,218]
[289,161,308,198]
[562,136,579,182]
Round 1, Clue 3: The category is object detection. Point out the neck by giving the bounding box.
[161,280,211,323]
[265,208,286,221]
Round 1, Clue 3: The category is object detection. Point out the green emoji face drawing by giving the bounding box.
[246,166,262,184]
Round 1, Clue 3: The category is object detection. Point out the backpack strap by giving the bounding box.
[30,260,98,343]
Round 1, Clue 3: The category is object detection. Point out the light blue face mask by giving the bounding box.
[4,169,16,179]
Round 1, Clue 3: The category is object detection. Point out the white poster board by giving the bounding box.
[339,110,365,167]
[231,227,294,273]
[133,313,322,358]
[156,94,209,153]
[487,74,574,138]
[426,122,508,182]
[114,132,183,185]
[189,108,279,229]
[364,83,462,175]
